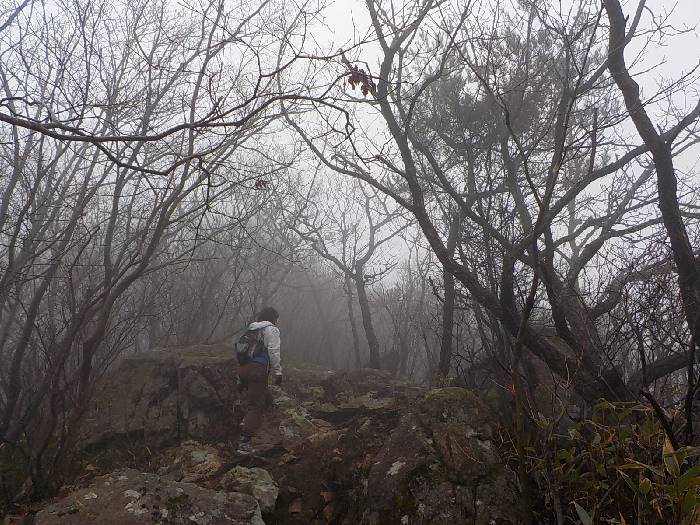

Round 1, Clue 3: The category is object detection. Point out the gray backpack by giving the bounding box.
[235,327,265,365]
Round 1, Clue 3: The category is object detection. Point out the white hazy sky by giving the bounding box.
[318,0,700,174]
[322,0,699,84]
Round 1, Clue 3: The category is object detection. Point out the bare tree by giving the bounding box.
[290,0,700,405]
[376,237,432,378]
[0,0,321,502]
[603,0,700,381]
[288,177,408,368]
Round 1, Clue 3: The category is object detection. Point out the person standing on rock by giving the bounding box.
[236,306,282,455]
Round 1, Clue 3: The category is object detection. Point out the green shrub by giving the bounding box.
[509,401,700,524]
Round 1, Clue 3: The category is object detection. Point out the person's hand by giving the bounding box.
[274,374,283,386]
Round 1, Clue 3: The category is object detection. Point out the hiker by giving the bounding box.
[236,306,282,454]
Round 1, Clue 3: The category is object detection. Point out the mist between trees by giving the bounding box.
[1,0,700,521]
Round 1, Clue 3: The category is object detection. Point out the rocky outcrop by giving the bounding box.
[158,441,225,483]
[221,467,278,514]
[81,361,420,451]
[71,357,520,524]
[261,387,319,450]
[266,386,519,525]
[35,468,263,525]
[283,367,424,425]
[81,345,238,447]
[360,388,518,524]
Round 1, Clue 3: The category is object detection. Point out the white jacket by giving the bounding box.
[247,321,282,376]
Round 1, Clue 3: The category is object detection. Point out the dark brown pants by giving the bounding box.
[238,362,268,438]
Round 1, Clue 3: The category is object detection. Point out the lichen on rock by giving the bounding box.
[34,468,263,525]
[220,466,278,514]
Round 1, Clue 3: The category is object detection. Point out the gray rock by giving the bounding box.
[221,466,278,514]
[34,468,263,525]
[360,388,519,525]
[73,363,519,525]
[252,387,318,451]
[158,441,224,483]
[81,345,237,446]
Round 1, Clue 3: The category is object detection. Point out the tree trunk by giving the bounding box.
[604,0,700,358]
[397,331,410,377]
[344,275,362,369]
[438,211,462,380]
[438,269,456,380]
[354,269,381,368]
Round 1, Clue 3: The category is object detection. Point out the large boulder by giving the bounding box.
[280,367,334,403]
[319,368,423,406]
[267,408,403,524]
[158,441,225,483]
[220,467,278,514]
[82,345,237,446]
[264,386,519,525]
[291,368,423,424]
[260,386,319,450]
[359,388,519,525]
[34,468,263,525]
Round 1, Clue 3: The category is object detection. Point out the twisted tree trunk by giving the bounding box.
[603,0,700,358]
[354,268,381,369]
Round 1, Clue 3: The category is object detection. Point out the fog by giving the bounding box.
[1,0,700,521]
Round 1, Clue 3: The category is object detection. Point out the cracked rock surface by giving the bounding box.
[35,468,263,525]
[46,360,520,525]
